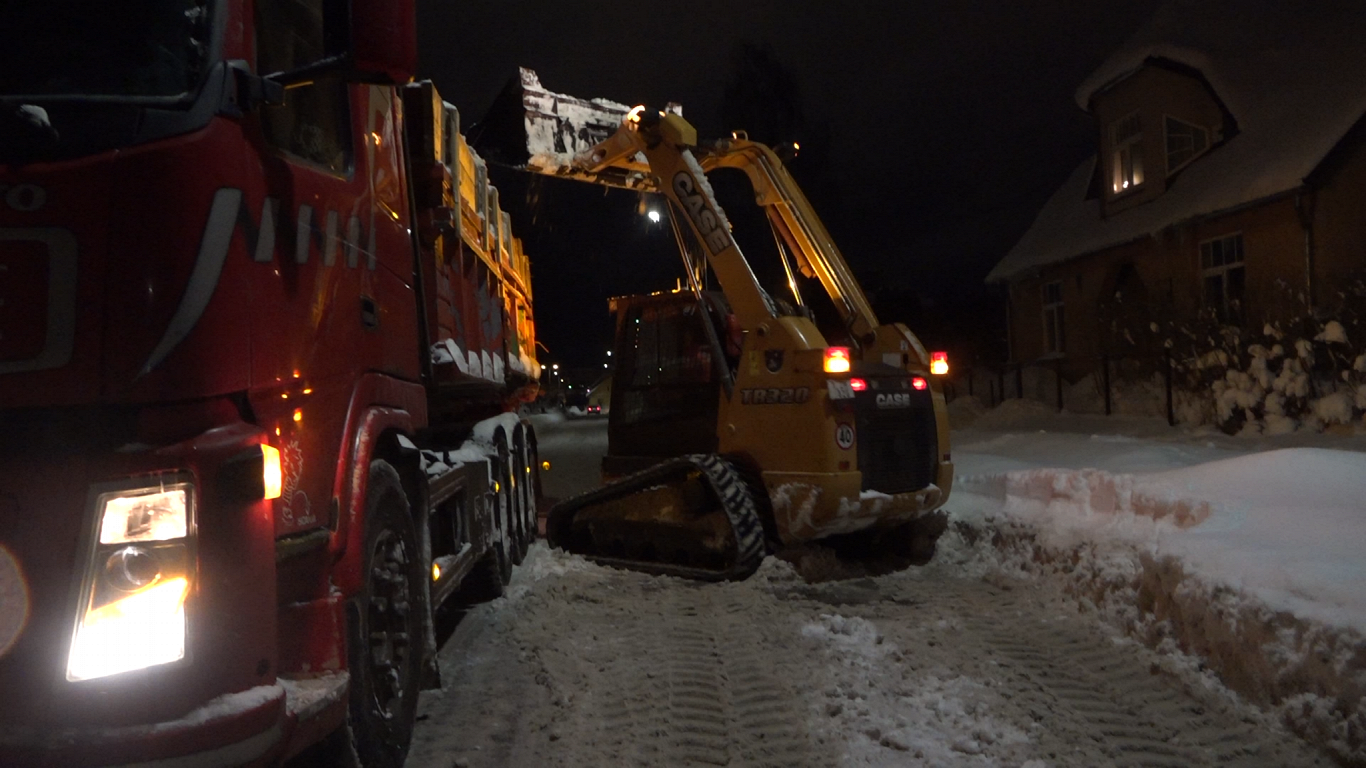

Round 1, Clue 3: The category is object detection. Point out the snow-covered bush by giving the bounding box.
[1112,277,1366,434]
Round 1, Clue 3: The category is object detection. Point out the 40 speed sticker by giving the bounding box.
[835,423,855,450]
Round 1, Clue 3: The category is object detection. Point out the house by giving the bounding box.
[989,1,1366,367]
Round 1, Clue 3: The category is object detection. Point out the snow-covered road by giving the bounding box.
[405,407,1358,767]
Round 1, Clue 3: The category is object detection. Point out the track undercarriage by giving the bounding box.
[546,454,767,581]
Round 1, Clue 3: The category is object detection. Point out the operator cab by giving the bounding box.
[602,290,734,477]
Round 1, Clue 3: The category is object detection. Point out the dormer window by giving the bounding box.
[1110,113,1144,194]
[1165,116,1209,174]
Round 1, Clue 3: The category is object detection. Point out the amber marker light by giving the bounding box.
[261,445,283,500]
[823,347,852,374]
[542,460,551,471]
[293,409,303,423]
[930,351,949,376]
[432,563,442,582]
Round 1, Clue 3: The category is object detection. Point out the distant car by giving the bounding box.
[586,404,602,415]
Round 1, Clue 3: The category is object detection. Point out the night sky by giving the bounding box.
[415,1,1164,372]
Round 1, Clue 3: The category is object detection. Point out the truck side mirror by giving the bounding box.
[351,0,417,85]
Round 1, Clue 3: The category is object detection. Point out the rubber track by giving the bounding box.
[547,453,766,581]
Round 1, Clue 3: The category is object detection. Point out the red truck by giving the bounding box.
[0,2,541,766]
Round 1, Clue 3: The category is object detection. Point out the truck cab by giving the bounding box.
[0,3,540,766]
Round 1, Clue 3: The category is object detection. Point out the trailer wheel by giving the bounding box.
[521,429,540,545]
[493,430,525,569]
[512,424,536,553]
[344,460,423,768]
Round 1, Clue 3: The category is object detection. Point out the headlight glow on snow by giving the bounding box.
[68,482,194,681]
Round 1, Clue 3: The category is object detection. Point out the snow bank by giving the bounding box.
[951,442,1366,764]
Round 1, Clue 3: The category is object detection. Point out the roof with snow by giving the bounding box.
[987,0,1366,284]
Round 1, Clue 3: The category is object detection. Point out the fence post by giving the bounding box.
[1054,358,1064,411]
[1164,348,1175,427]
[1102,354,1111,416]
[1015,364,1023,400]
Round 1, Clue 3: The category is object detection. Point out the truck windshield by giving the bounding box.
[0,1,214,99]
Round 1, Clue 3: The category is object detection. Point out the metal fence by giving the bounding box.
[947,351,1179,426]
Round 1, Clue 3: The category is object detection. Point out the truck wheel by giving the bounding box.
[345,461,423,768]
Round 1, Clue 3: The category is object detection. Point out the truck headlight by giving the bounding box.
[67,483,194,682]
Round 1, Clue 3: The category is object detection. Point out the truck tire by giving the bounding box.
[343,460,424,768]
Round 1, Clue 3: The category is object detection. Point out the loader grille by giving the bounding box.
[854,386,937,494]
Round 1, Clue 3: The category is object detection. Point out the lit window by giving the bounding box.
[1042,281,1065,355]
[1110,113,1144,194]
[1200,234,1245,325]
[1165,116,1209,174]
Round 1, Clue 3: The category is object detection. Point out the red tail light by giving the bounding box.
[911,376,928,391]
[930,351,949,375]
[849,377,867,392]
[823,347,851,374]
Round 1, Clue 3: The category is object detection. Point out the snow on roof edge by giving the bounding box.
[1075,46,1213,111]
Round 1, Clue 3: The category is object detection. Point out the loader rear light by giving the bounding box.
[912,377,928,391]
[823,347,851,374]
[849,377,868,392]
[930,351,949,375]
[261,445,283,500]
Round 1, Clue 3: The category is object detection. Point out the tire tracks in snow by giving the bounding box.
[796,569,1330,767]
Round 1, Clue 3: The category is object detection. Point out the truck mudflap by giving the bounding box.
[546,454,766,581]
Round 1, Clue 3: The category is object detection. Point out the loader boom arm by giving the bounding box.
[699,139,881,341]
[579,109,778,330]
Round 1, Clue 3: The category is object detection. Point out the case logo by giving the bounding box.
[876,392,911,408]
[672,171,732,252]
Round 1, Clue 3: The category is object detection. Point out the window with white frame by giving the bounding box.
[1110,113,1144,194]
[1165,116,1209,174]
[1042,281,1065,354]
[1200,234,1245,324]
